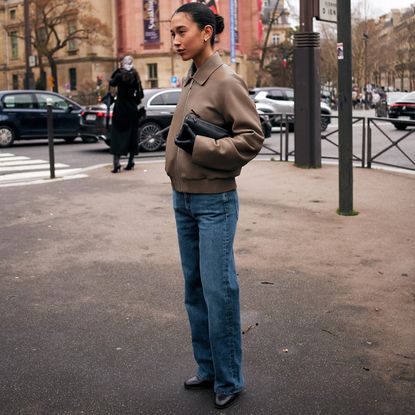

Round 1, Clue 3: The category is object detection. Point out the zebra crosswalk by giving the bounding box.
[0,152,87,187]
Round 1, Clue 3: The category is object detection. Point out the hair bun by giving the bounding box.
[215,15,225,35]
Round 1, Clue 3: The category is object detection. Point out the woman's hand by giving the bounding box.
[110,68,121,79]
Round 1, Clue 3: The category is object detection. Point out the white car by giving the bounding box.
[250,87,332,131]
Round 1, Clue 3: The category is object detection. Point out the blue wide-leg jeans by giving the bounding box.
[173,190,244,395]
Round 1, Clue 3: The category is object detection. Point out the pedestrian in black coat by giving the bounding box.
[109,55,144,173]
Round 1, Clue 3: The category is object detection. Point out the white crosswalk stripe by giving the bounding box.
[0,153,87,187]
[0,163,69,173]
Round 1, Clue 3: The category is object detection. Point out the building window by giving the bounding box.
[12,74,19,90]
[67,22,77,52]
[10,31,18,59]
[10,9,16,20]
[147,63,158,88]
[272,34,280,45]
[69,68,77,90]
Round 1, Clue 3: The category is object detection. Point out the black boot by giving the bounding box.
[111,155,121,173]
[125,155,135,171]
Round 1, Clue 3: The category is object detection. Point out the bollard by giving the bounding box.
[46,99,55,179]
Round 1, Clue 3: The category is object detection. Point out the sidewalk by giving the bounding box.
[0,160,414,414]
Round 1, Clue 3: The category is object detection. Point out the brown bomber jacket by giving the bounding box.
[165,52,264,194]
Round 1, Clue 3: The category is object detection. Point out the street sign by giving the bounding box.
[28,55,37,67]
[317,0,337,23]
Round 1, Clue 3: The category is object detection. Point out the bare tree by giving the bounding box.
[319,23,337,87]
[256,0,280,87]
[27,0,112,92]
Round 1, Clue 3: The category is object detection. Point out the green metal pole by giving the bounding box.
[337,0,355,215]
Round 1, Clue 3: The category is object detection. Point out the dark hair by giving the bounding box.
[174,2,224,46]
[121,68,139,84]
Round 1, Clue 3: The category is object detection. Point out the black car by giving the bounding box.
[388,91,415,130]
[374,91,407,117]
[0,90,85,147]
[81,88,272,152]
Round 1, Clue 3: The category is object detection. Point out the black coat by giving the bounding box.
[109,69,144,156]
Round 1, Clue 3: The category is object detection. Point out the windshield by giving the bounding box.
[286,90,294,101]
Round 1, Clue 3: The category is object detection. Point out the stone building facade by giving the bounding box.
[375,6,415,91]
[0,0,117,100]
[0,0,264,97]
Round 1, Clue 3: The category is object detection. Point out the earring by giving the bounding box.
[204,38,209,42]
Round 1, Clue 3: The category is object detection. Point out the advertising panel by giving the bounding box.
[143,0,160,43]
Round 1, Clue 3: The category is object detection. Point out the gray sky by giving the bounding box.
[286,1,413,21]
[351,0,413,17]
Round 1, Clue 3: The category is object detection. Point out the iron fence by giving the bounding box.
[258,112,414,172]
[367,117,415,171]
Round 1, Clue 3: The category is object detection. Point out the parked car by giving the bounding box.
[374,91,407,117]
[249,87,332,131]
[387,91,415,130]
[0,90,88,148]
[81,88,272,152]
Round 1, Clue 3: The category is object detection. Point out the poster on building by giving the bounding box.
[185,1,220,15]
[143,0,160,43]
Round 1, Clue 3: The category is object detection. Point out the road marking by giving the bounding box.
[0,168,83,183]
[0,159,48,167]
[0,174,89,188]
[0,163,69,173]
[0,152,87,187]
[0,156,30,162]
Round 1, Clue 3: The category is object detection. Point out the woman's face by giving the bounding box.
[170,12,212,65]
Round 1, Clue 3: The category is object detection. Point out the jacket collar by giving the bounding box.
[184,52,223,86]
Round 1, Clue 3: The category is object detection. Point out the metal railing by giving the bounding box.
[320,116,366,168]
[367,117,415,171]
[259,114,289,161]
[258,112,414,172]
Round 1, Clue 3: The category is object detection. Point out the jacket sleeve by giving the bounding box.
[109,71,121,87]
[191,75,264,171]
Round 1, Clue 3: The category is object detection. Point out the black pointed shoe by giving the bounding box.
[184,375,214,390]
[214,392,240,409]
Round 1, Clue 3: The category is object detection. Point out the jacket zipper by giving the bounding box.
[175,78,194,192]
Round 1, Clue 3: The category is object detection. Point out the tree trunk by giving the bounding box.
[256,0,280,87]
[35,55,47,90]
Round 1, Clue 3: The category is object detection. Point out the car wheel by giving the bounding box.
[64,137,77,143]
[81,136,98,144]
[138,122,164,152]
[393,123,407,131]
[0,126,15,147]
[321,117,330,131]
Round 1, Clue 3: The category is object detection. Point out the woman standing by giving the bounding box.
[166,3,264,410]
[109,55,144,173]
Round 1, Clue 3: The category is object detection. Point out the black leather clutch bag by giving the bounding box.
[184,113,230,139]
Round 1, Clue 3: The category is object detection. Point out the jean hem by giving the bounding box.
[214,387,244,395]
